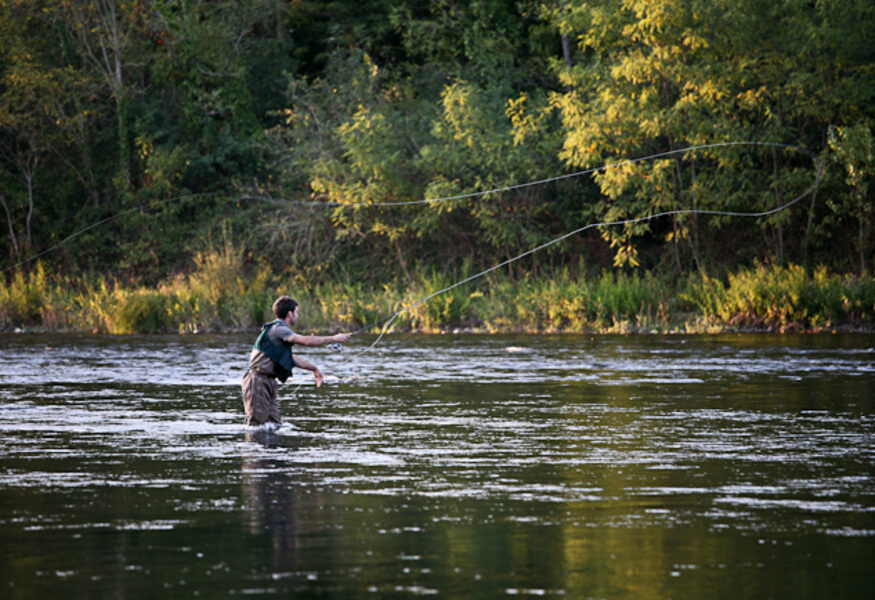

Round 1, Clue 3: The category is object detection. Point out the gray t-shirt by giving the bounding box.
[248,321,296,377]
[267,320,295,345]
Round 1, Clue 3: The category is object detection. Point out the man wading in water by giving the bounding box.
[242,296,351,426]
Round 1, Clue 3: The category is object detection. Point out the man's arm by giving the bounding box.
[292,356,324,387]
[287,332,351,347]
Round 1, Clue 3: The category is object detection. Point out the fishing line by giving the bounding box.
[243,141,816,208]
[3,141,813,274]
[342,147,825,355]
[257,141,825,360]
[1,192,213,275]
[2,140,822,360]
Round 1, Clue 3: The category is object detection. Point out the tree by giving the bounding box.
[56,0,150,194]
[265,0,587,281]
[828,123,874,275]
[0,0,95,262]
[546,0,874,273]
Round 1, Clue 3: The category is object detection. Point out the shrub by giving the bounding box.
[113,289,171,334]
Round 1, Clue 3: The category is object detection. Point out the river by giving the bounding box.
[1,332,873,598]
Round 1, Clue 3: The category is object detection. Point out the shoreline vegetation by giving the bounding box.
[2,248,873,336]
[2,2,873,336]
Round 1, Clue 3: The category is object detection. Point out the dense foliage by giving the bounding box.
[1,0,873,323]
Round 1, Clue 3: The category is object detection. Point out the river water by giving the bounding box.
[1,332,873,598]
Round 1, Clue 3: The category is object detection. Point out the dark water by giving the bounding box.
[1,333,873,599]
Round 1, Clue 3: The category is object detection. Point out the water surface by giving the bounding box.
[1,333,873,598]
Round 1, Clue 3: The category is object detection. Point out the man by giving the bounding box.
[242,296,351,426]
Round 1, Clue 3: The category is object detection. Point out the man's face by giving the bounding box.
[288,306,299,325]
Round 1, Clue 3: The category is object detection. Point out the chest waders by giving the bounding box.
[254,320,297,382]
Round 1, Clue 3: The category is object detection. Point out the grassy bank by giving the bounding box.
[2,250,873,335]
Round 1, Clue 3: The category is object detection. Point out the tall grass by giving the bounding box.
[682,262,875,331]
[477,269,675,333]
[0,237,274,334]
[2,259,873,334]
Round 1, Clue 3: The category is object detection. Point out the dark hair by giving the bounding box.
[273,296,298,320]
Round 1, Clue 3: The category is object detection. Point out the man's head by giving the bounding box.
[273,296,298,322]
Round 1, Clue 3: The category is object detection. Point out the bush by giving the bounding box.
[113,289,171,334]
[0,264,48,328]
[682,263,875,330]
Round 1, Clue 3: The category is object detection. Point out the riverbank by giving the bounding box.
[2,258,873,335]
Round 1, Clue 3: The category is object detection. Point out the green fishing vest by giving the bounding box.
[253,320,297,382]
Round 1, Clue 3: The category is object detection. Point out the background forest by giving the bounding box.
[0,0,873,333]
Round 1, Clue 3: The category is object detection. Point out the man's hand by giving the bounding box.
[313,367,324,388]
[333,333,351,344]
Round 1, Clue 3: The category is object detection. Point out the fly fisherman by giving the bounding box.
[242,296,351,427]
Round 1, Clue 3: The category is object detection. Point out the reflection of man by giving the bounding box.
[241,431,301,552]
[241,431,328,568]
[242,296,350,426]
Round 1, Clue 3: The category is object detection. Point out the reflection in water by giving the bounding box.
[241,430,311,568]
[242,429,295,532]
[0,333,873,598]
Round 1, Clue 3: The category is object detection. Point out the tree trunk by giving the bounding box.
[116,95,131,191]
[1,196,21,261]
[395,238,412,283]
[689,156,702,273]
[25,170,35,248]
[561,33,572,67]
[803,185,818,271]
[773,149,784,263]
